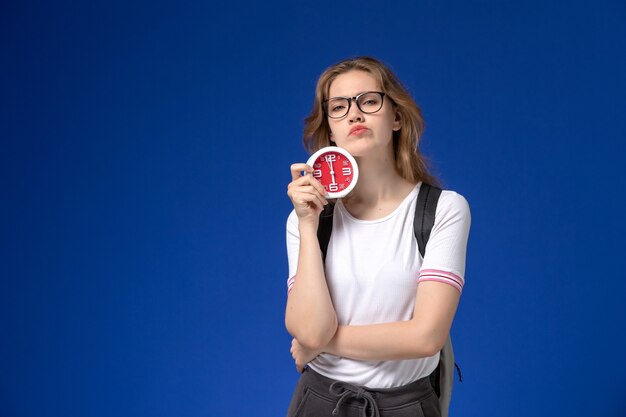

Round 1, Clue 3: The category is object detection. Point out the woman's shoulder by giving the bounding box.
[439,189,470,208]
[436,189,471,223]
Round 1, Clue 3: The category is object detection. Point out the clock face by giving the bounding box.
[306,146,359,199]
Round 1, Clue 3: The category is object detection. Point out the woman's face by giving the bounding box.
[326,70,400,158]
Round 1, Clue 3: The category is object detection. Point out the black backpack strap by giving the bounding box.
[414,183,442,257]
[317,202,335,262]
[415,183,462,417]
[416,183,444,395]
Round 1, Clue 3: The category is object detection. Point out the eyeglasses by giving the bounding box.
[322,91,386,119]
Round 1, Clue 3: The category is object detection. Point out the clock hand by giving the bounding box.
[326,157,336,184]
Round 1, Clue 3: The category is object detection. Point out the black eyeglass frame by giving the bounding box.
[322,91,387,119]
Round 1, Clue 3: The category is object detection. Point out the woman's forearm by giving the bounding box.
[324,282,459,361]
[324,321,444,361]
[285,223,338,350]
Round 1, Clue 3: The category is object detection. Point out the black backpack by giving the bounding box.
[316,183,460,417]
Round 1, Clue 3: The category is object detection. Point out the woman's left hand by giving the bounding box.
[291,338,322,373]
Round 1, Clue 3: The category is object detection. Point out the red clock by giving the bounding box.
[306,146,359,199]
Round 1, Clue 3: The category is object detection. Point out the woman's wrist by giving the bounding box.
[298,220,319,236]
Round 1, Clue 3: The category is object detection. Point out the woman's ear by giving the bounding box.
[329,132,335,143]
[393,111,402,131]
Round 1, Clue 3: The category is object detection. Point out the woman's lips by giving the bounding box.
[349,126,369,136]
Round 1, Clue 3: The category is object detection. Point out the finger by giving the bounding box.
[292,192,326,212]
[290,163,312,181]
[289,188,324,205]
[308,176,329,199]
[289,186,328,204]
[288,172,322,191]
[289,175,327,197]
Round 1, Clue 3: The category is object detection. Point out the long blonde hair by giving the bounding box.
[303,56,439,186]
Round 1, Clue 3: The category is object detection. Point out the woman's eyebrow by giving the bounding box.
[328,91,368,99]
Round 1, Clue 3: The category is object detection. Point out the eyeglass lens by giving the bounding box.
[326,92,384,119]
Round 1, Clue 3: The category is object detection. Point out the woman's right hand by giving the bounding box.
[287,163,328,225]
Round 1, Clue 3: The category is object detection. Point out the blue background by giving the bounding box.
[2,1,625,416]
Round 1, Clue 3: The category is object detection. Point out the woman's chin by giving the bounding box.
[342,141,390,159]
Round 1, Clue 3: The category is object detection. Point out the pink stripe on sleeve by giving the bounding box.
[418,269,464,293]
[420,269,464,284]
[418,277,463,293]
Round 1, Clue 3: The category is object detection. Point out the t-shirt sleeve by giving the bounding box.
[418,191,471,293]
[286,209,300,292]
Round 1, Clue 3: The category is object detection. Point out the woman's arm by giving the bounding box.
[285,163,338,350]
[285,221,338,350]
[324,281,460,360]
[291,281,460,365]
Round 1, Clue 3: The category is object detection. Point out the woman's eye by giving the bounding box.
[331,105,346,112]
[362,98,380,106]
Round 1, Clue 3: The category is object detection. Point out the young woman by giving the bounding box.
[285,57,470,417]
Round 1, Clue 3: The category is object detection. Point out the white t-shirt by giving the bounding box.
[286,183,471,388]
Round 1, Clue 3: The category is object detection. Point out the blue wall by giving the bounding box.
[2,1,625,416]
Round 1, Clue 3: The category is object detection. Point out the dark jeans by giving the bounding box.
[287,367,441,417]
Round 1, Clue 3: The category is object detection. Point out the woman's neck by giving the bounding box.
[342,148,416,219]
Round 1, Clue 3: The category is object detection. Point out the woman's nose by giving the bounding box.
[348,102,364,122]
